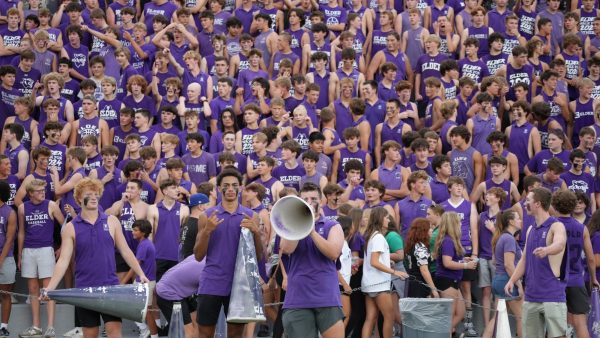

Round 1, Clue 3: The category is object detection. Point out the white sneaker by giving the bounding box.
[138,327,150,338]
[63,327,82,337]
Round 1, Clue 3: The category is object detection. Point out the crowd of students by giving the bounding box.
[0,0,599,336]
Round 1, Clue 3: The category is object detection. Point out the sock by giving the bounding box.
[135,322,147,330]
[151,335,158,338]
[465,309,473,322]
[0,323,7,329]
[154,319,161,327]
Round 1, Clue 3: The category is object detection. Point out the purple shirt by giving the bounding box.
[495,232,521,275]
[136,238,156,282]
[283,217,342,309]
[198,204,254,296]
[72,212,119,288]
[156,255,205,300]
[436,235,463,280]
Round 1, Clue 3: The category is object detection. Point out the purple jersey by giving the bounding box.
[436,235,463,280]
[526,149,571,174]
[440,198,474,254]
[516,8,536,40]
[198,204,254,296]
[63,43,89,78]
[397,195,433,238]
[154,201,182,262]
[23,199,54,248]
[469,114,497,155]
[415,53,447,97]
[182,151,216,184]
[506,62,534,101]
[524,216,568,302]
[337,148,369,182]
[459,58,489,84]
[483,53,509,76]
[136,238,156,282]
[72,212,119,287]
[466,25,490,58]
[283,217,342,309]
[272,163,305,191]
[478,209,497,259]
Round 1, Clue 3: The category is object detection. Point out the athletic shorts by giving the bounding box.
[196,294,231,326]
[0,257,16,284]
[21,247,55,279]
[76,306,121,328]
[522,301,567,338]
[435,276,460,291]
[478,258,495,288]
[115,252,129,273]
[157,295,196,325]
[461,267,478,282]
[156,259,177,282]
[566,287,590,315]
[282,307,344,338]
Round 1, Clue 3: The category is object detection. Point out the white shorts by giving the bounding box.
[478,258,495,288]
[21,247,55,279]
[0,256,16,284]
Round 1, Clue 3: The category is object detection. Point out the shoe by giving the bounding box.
[0,327,10,338]
[44,327,55,338]
[19,326,42,338]
[101,327,107,337]
[138,327,150,338]
[463,323,478,337]
[63,327,82,337]
[157,325,169,337]
[256,324,270,337]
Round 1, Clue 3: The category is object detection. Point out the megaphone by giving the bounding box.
[270,195,315,240]
[47,284,149,322]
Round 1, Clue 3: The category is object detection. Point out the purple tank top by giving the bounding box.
[283,217,342,309]
[371,30,389,58]
[524,216,567,302]
[96,166,123,210]
[573,98,595,142]
[5,144,25,176]
[508,121,533,173]
[467,25,490,57]
[60,167,86,214]
[440,120,456,153]
[337,148,368,182]
[286,28,305,58]
[98,99,122,130]
[478,209,497,259]
[580,8,596,35]
[76,115,100,145]
[484,179,512,210]
[13,117,33,152]
[333,99,353,137]
[405,26,426,69]
[506,63,534,101]
[516,8,536,40]
[450,147,476,193]
[440,198,474,253]
[23,199,54,248]
[470,114,497,155]
[73,212,119,287]
[380,120,404,146]
[155,201,182,262]
[63,43,89,78]
[255,176,278,208]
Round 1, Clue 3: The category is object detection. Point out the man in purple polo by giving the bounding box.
[194,168,262,338]
[505,187,568,337]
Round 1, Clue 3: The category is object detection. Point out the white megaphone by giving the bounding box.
[270,195,315,240]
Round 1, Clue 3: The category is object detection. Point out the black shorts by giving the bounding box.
[157,294,196,325]
[115,252,129,273]
[566,286,590,315]
[406,279,431,298]
[461,268,478,282]
[156,259,177,282]
[435,276,460,291]
[196,294,231,326]
[76,306,122,328]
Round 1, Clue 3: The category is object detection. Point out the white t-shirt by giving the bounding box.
[362,232,392,293]
[339,240,352,285]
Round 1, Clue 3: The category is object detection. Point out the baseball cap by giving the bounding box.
[189,193,209,207]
